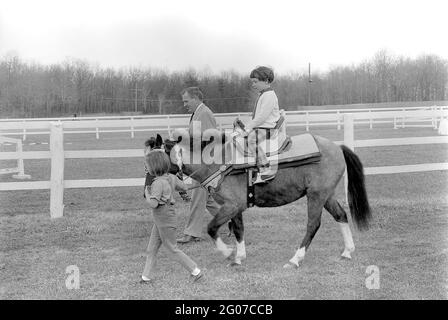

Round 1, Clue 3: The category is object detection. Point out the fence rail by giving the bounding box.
[0,105,445,122]
[1,106,447,140]
[0,135,30,179]
[1,110,448,218]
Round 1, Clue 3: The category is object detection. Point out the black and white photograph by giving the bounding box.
[0,0,447,304]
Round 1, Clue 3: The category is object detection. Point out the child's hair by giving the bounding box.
[250,66,274,83]
[145,151,171,176]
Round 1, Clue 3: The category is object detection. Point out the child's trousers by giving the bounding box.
[142,205,197,279]
[247,128,269,167]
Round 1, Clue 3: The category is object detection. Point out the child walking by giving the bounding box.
[143,137,190,201]
[141,151,204,284]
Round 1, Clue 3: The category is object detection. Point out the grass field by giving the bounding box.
[0,125,447,299]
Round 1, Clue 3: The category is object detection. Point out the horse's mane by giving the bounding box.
[203,132,228,148]
[165,132,228,151]
[164,132,232,164]
[144,137,157,149]
[145,134,163,150]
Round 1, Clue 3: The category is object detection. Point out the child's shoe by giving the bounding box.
[253,166,276,184]
[191,269,205,283]
[139,275,154,284]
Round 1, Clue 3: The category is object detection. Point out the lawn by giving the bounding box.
[0,125,447,299]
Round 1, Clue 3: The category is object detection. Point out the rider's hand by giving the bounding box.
[230,131,240,138]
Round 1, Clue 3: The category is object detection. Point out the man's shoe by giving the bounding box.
[177,235,202,244]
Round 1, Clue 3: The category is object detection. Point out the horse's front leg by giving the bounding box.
[207,203,239,259]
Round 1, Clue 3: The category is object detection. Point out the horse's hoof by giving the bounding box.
[227,261,242,267]
[341,249,353,260]
[224,248,235,260]
[283,261,299,269]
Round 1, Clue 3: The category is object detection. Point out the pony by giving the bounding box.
[159,129,372,268]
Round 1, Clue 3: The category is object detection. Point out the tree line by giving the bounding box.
[0,50,447,118]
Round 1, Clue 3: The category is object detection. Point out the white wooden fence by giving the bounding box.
[1,106,447,140]
[1,109,448,218]
[0,135,31,179]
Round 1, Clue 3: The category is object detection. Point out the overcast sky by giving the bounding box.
[1,0,447,75]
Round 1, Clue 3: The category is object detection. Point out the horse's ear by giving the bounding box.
[156,134,163,147]
[144,137,155,149]
[172,128,189,145]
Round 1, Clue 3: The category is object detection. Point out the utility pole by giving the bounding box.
[134,82,138,112]
[130,83,142,113]
[308,62,313,106]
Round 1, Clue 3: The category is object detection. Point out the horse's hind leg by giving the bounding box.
[229,211,246,265]
[285,193,324,268]
[324,196,355,259]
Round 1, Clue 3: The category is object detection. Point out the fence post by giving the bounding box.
[12,139,31,180]
[305,111,309,131]
[50,122,64,219]
[23,120,27,141]
[430,106,434,128]
[130,116,135,138]
[343,113,354,204]
[440,106,445,124]
[369,110,373,129]
[401,108,405,128]
[431,106,438,129]
[436,106,441,128]
[167,115,171,135]
[337,110,341,130]
[95,119,100,139]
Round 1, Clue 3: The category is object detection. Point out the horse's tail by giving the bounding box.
[340,145,372,231]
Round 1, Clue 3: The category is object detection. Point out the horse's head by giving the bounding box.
[164,133,186,177]
[144,134,164,155]
[144,133,183,176]
[167,128,232,173]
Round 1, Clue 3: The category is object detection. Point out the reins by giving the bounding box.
[181,166,209,191]
[169,132,236,191]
